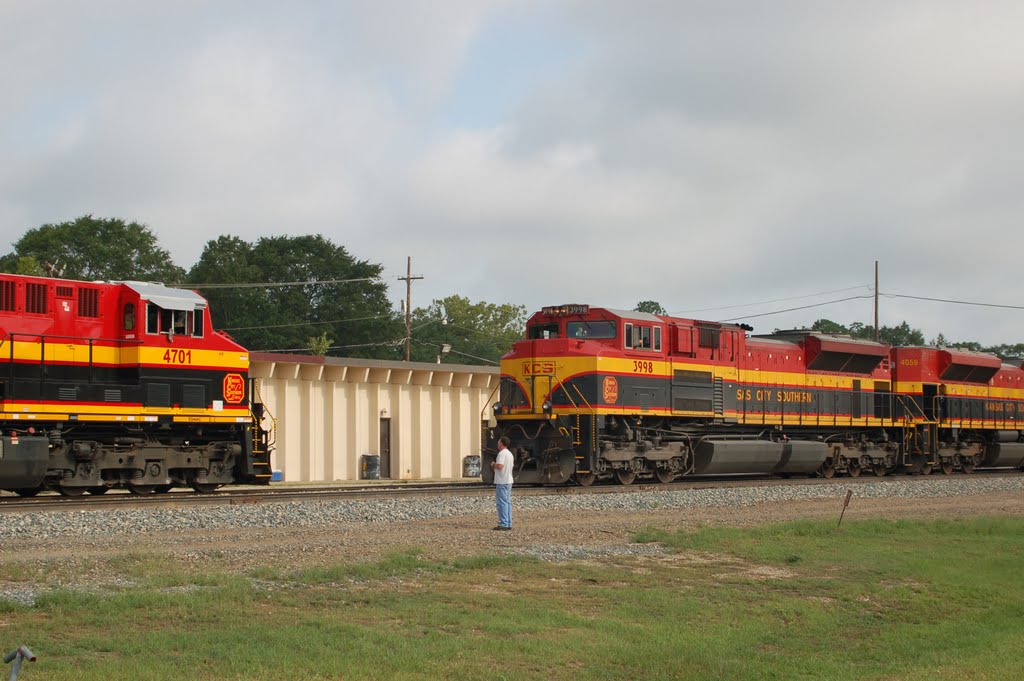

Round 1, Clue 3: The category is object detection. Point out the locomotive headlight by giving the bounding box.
[492,402,503,415]
[542,401,552,413]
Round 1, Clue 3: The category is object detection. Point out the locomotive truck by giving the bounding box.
[0,273,273,496]
[483,304,1024,484]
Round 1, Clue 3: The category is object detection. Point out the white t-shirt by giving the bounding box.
[494,447,514,485]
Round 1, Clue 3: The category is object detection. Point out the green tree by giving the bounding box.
[986,343,1024,357]
[0,254,46,276]
[185,236,265,334]
[810,319,849,334]
[407,295,527,365]
[307,332,333,356]
[635,300,667,315]
[871,322,925,347]
[810,319,925,346]
[188,235,402,358]
[1,215,185,282]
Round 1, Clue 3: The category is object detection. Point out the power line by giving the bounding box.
[409,337,498,365]
[259,338,405,354]
[882,292,1024,311]
[673,284,869,315]
[182,277,379,289]
[720,295,873,322]
[222,314,387,332]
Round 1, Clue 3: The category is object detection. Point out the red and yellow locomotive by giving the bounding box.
[483,304,1024,484]
[0,273,273,496]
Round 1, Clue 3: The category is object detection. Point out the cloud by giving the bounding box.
[2,1,1023,346]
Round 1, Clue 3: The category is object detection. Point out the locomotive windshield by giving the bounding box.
[567,320,616,339]
[528,323,560,339]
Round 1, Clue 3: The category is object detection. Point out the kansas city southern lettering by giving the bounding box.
[736,389,813,403]
[522,361,555,375]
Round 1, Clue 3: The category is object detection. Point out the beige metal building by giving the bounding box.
[249,353,499,482]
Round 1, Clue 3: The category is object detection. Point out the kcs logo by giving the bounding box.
[602,377,619,404]
[223,373,245,404]
[522,361,555,375]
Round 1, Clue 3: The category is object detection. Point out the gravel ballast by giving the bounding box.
[3,476,1024,541]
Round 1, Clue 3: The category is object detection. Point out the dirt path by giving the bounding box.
[3,491,1022,581]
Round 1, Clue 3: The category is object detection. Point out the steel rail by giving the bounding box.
[2,469,1021,515]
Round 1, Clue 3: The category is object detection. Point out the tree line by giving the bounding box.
[808,319,1024,359]
[1,216,525,364]
[5,217,1020,363]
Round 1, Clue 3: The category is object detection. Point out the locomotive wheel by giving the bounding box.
[129,484,157,495]
[920,461,933,475]
[87,486,109,495]
[961,458,976,474]
[191,483,221,494]
[818,459,836,479]
[654,469,675,484]
[574,473,596,487]
[940,459,954,475]
[58,487,87,497]
[872,462,889,477]
[13,487,42,497]
[155,485,174,494]
[614,469,636,485]
[847,459,861,478]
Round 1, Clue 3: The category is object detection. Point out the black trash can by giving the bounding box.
[462,455,482,478]
[360,454,380,480]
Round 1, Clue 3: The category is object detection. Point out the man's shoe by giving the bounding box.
[498,526,512,531]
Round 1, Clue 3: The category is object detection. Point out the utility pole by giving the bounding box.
[399,256,423,362]
[874,260,879,342]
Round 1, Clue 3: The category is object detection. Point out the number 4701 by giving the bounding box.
[163,349,192,364]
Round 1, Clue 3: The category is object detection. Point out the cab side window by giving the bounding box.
[147,303,160,334]
[192,309,205,337]
[625,323,663,351]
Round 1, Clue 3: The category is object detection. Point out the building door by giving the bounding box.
[379,418,391,479]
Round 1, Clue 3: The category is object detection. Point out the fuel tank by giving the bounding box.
[982,442,1024,468]
[0,435,49,490]
[693,439,828,475]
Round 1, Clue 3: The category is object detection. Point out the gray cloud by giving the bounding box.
[2,1,1023,346]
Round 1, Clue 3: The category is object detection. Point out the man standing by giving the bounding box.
[491,436,514,531]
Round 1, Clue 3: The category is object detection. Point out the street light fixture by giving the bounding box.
[437,343,452,364]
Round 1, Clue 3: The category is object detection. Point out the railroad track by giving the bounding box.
[3,469,1022,514]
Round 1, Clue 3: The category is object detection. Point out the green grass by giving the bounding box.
[3,517,1024,679]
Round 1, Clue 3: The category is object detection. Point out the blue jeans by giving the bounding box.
[495,484,512,528]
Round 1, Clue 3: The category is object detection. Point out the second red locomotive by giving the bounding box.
[0,273,273,496]
[484,305,1024,484]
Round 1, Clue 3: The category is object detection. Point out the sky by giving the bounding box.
[2,0,1023,346]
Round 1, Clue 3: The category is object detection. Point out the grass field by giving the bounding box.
[2,516,1023,680]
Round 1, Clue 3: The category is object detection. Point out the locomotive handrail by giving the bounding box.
[1,332,10,389]
[5,331,144,346]
[895,394,929,423]
[480,381,500,422]
[548,370,597,449]
[3,332,146,401]
[252,379,278,452]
